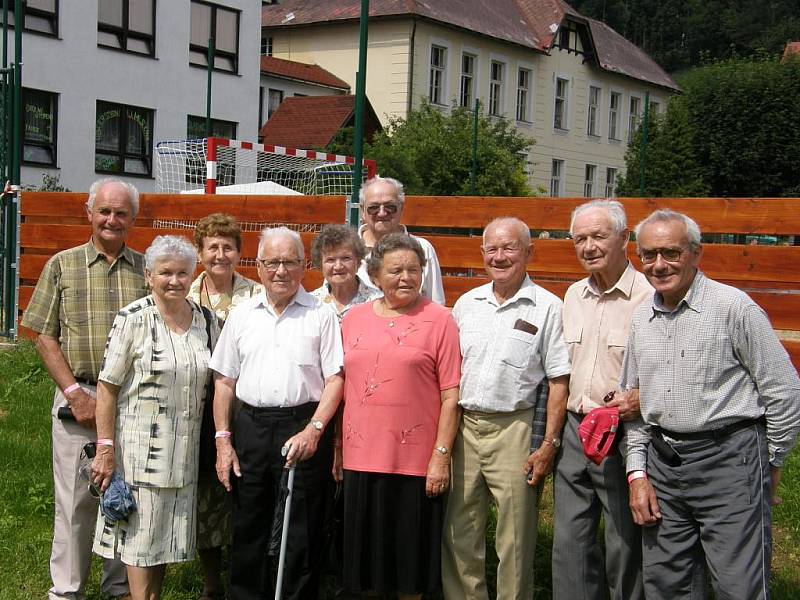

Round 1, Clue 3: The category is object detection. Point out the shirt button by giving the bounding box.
[666,360,671,365]
[667,388,671,393]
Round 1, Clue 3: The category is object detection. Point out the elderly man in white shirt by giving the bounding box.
[442,217,570,600]
[210,226,344,600]
[356,175,446,304]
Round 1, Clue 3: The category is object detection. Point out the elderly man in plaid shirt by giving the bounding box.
[22,178,146,600]
[442,216,570,600]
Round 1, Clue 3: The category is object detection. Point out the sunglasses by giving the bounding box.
[365,203,399,216]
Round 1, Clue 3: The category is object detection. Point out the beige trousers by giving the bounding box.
[49,386,127,600]
[442,408,540,600]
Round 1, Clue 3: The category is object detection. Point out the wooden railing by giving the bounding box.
[18,193,800,369]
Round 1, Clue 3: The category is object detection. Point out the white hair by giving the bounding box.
[144,235,197,271]
[258,226,305,260]
[358,175,406,209]
[482,216,532,247]
[86,178,140,216]
[570,199,628,236]
[634,209,702,250]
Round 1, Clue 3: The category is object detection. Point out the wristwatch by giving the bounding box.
[434,446,449,456]
[308,419,324,432]
[543,436,561,449]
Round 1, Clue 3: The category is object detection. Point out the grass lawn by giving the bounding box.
[0,342,798,599]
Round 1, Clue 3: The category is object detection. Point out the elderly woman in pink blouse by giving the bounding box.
[340,233,461,599]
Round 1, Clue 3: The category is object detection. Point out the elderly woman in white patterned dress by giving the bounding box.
[91,235,220,600]
[189,213,260,600]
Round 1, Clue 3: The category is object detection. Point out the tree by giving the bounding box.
[363,100,534,196]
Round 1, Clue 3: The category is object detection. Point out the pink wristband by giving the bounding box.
[214,430,232,439]
[63,383,81,396]
[97,438,114,447]
[627,470,647,484]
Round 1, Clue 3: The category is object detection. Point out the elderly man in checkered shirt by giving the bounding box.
[622,209,800,600]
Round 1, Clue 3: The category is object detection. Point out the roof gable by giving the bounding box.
[261,56,350,90]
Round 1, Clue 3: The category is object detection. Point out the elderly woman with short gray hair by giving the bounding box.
[91,235,220,600]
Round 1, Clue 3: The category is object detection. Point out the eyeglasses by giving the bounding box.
[638,247,685,264]
[481,244,523,256]
[256,258,304,272]
[365,203,399,216]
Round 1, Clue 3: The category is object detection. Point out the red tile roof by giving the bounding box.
[782,42,800,63]
[261,56,350,91]
[263,0,678,91]
[259,95,380,149]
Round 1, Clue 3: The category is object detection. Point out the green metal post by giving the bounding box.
[3,0,7,69]
[348,0,369,227]
[11,0,20,183]
[639,91,649,196]
[471,98,479,195]
[205,37,214,137]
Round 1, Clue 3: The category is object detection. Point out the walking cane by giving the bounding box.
[275,447,296,600]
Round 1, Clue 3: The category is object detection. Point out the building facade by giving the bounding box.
[5,1,260,192]
[262,1,678,197]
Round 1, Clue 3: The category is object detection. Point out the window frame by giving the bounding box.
[261,33,272,56]
[587,85,601,137]
[428,44,447,106]
[516,67,532,123]
[554,76,569,131]
[94,100,154,178]
[550,158,564,197]
[187,114,237,140]
[583,163,597,198]
[0,0,59,37]
[605,167,618,198]
[628,94,641,140]
[189,0,241,75]
[267,88,284,119]
[459,52,476,109]
[608,90,622,141]
[97,0,156,57]
[488,59,505,117]
[21,87,58,167]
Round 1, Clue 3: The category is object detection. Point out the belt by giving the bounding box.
[241,402,316,418]
[75,377,97,386]
[653,417,764,442]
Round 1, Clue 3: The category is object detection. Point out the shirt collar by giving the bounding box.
[358,223,409,246]
[474,275,537,307]
[651,269,704,315]
[85,238,135,267]
[582,262,638,299]
[255,285,314,312]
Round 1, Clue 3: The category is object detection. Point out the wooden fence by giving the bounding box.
[18,192,800,369]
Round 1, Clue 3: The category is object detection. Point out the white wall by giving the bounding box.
[8,1,260,193]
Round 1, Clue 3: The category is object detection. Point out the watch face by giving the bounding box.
[310,419,323,431]
[552,438,561,448]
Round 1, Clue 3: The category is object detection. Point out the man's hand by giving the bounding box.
[91,445,115,492]
[425,452,450,497]
[67,388,97,429]
[607,389,640,421]
[524,443,557,486]
[283,425,322,466]
[770,466,783,506]
[629,478,661,525]
[216,438,241,492]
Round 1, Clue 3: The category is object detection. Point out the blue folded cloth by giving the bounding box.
[100,473,137,523]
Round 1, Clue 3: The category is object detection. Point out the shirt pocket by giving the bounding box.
[292,335,319,367]
[606,328,628,365]
[500,329,536,369]
[61,289,91,326]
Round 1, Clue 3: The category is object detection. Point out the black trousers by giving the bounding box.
[229,403,333,600]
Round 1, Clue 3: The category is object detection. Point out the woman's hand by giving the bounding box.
[425,451,450,497]
[91,445,115,492]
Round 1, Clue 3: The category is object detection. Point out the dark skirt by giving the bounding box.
[342,469,443,595]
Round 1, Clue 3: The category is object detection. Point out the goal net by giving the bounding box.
[155,137,377,195]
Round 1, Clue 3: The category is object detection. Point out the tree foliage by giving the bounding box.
[362,100,534,196]
[570,0,800,72]
[620,56,800,197]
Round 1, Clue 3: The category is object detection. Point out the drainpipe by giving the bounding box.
[406,17,416,117]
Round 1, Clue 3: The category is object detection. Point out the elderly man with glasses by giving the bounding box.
[210,226,344,600]
[622,209,800,600]
[356,175,445,304]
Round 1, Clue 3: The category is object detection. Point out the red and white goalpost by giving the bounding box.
[155,137,377,195]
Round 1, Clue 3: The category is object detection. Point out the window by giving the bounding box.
[605,167,617,197]
[587,85,600,136]
[608,91,621,140]
[650,100,660,116]
[190,1,240,73]
[22,88,57,166]
[516,68,531,122]
[261,33,272,56]
[95,100,154,176]
[429,45,447,105]
[98,0,155,56]
[583,164,596,197]
[0,0,58,36]
[554,77,569,130]
[187,115,237,140]
[460,53,475,109]
[550,159,564,197]
[518,151,532,175]
[267,88,283,119]
[628,96,641,140]
[489,60,504,117]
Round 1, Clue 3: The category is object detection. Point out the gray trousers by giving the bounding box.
[552,412,643,600]
[643,422,771,600]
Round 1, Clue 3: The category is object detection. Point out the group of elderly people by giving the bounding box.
[25,175,799,600]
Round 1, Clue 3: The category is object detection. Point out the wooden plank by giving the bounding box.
[782,340,800,372]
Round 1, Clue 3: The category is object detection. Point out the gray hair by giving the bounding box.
[482,217,532,247]
[144,235,197,272]
[258,226,305,260]
[634,209,702,250]
[570,199,628,236]
[365,233,426,280]
[311,224,367,268]
[358,175,406,209]
[86,178,140,217]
